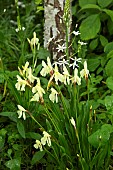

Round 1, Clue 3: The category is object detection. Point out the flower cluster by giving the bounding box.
[40,57,89,95]
[34,131,51,151]
[15,61,45,103]
[15,56,89,107]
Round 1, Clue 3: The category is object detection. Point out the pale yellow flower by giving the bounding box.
[49,88,58,103]
[32,78,45,99]
[30,93,39,102]
[63,65,70,85]
[22,61,29,75]
[80,61,89,79]
[31,32,39,46]
[26,67,37,84]
[34,140,43,151]
[47,63,64,89]
[70,117,76,128]
[17,105,26,120]
[15,75,27,91]
[27,32,39,49]
[40,57,53,77]
[54,63,64,85]
[71,68,81,85]
[41,131,51,147]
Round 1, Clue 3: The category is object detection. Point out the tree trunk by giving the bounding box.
[44,0,72,60]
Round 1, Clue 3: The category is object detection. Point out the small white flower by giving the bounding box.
[56,44,66,52]
[17,105,26,120]
[70,117,76,128]
[22,27,25,31]
[4,9,6,12]
[80,61,89,79]
[41,131,51,147]
[49,88,58,103]
[70,57,82,69]
[34,140,43,151]
[54,58,69,67]
[47,37,54,46]
[72,31,81,36]
[40,57,53,77]
[15,28,19,32]
[78,40,87,46]
[71,68,81,85]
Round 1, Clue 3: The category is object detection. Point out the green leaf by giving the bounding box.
[17,121,25,138]
[79,0,96,8]
[89,38,98,50]
[35,0,42,5]
[99,35,108,47]
[31,151,45,165]
[88,58,100,71]
[88,124,113,148]
[8,79,21,104]
[105,95,113,111]
[79,4,101,12]
[0,136,5,149]
[46,119,52,131]
[107,50,113,60]
[5,159,21,170]
[0,128,7,136]
[26,132,41,139]
[80,14,101,40]
[106,77,113,90]
[103,9,113,22]
[105,58,113,77]
[0,112,17,122]
[104,42,113,53]
[107,19,113,35]
[98,0,112,8]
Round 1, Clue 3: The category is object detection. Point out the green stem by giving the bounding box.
[26,110,44,131]
[44,104,61,133]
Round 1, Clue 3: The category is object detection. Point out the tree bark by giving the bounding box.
[44,0,72,60]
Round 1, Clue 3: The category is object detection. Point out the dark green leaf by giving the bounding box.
[79,4,101,12]
[80,14,101,40]
[5,159,21,170]
[106,77,113,90]
[88,58,100,71]
[104,42,113,53]
[88,124,113,148]
[89,38,98,50]
[105,58,113,77]
[100,35,108,47]
[31,151,45,165]
[26,132,41,139]
[105,95,113,111]
[107,50,113,60]
[79,0,96,8]
[17,121,25,138]
[0,112,17,122]
[103,9,113,22]
[98,0,112,8]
